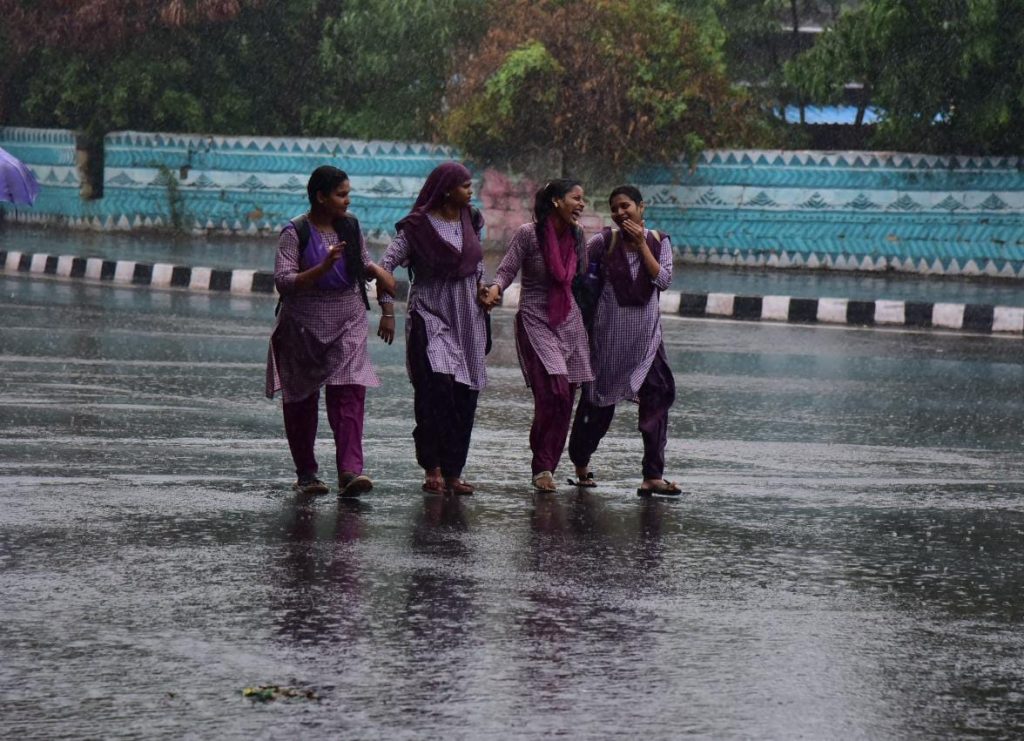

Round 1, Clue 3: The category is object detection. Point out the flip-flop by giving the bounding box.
[340,474,373,498]
[532,471,557,493]
[636,480,682,497]
[567,472,597,488]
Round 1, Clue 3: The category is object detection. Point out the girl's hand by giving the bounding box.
[620,219,645,250]
[377,314,395,345]
[478,284,501,310]
[325,242,345,266]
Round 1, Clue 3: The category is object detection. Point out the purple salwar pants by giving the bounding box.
[516,314,577,475]
[408,313,479,479]
[569,344,675,480]
[282,384,366,479]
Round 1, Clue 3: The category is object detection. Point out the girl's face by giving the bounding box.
[609,193,644,226]
[318,180,351,217]
[554,185,586,227]
[447,179,473,208]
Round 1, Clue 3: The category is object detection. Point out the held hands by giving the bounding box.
[377,313,395,345]
[477,284,501,311]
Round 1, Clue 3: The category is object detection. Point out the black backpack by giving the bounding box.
[276,213,370,315]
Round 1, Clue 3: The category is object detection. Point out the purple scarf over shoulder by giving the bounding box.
[542,218,579,328]
[283,221,352,290]
[395,161,481,280]
[603,226,664,306]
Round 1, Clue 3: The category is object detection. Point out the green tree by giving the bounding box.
[310,0,486,141]
[441,0,768,182]
[786,0,1024,154]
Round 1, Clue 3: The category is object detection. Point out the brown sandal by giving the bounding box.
[636,480,682,497]
[446,478,475,496]
[340,473,373,498]
[422,478,445,494]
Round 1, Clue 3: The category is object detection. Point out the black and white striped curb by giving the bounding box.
[498,284,1024,335]
[0,249,409,300]
[4,250,1022,335]
[2,249,279,294]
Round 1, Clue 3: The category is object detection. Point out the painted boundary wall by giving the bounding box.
[2,126,1023,279]
[638,150,1024,279]
[0,126,458,241]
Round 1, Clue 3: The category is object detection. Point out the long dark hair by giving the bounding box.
[533,178,582,244]
[306,165,349,206]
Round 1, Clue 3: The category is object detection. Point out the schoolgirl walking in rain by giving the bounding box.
[266,166,396,497]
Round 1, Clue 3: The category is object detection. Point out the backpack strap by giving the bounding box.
[335,214,370,311]
[274,214,315,317]
[606,227,620,257]
[469,206,484,235]
[290,214,311,256]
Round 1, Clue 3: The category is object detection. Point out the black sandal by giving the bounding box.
[636,480,682,497]
[567,472,597,488]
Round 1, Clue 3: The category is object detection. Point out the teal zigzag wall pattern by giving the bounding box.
[2,127,1023,278]
[636,150,1024,278]
[0,127,458,240]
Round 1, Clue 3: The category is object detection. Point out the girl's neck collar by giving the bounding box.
[431,204,462,222]
[307,209,335,230]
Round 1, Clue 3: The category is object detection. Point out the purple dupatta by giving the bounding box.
[395,161,482,280]
[602,227,664,307]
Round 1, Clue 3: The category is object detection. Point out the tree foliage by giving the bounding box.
[0,0,246,55]
[440,0,767,181]
[310,0,486,141]
[786,0,1024,154]
[3,0,1020,160]
[0,0,481,142]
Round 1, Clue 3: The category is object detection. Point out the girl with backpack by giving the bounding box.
[567,185,681,496]
[266,166,396,497]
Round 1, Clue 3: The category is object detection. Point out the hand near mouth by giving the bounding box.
[620,218,646,249]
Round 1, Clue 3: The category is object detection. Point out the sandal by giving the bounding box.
[567,471,597,488]
[422,477,445,494]
[636,479,682,497]
[339,473,373,498]
[446,478,475,496]
[292,476,329,496]
[532,471,557,492]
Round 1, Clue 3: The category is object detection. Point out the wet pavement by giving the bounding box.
[2,274,1024,738]
[5,223,1024,307]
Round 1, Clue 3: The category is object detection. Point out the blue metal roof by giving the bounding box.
[779,105,881,125]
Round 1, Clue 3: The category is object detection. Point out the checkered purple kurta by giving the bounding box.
[493,223,594,385]
[583,229,673,406]
[379,215,488,391]
[265,225,380,403]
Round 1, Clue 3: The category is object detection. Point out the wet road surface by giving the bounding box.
[2,275,1024,738]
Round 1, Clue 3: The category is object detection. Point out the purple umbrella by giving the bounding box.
[0,146,40,206]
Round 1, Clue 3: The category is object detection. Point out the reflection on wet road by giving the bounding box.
[1,276,1023,738]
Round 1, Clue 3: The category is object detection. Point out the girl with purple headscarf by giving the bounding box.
[484,179,594,493]
[377,162,491,495]
[567,186,681,496]
[266,166,396,498]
